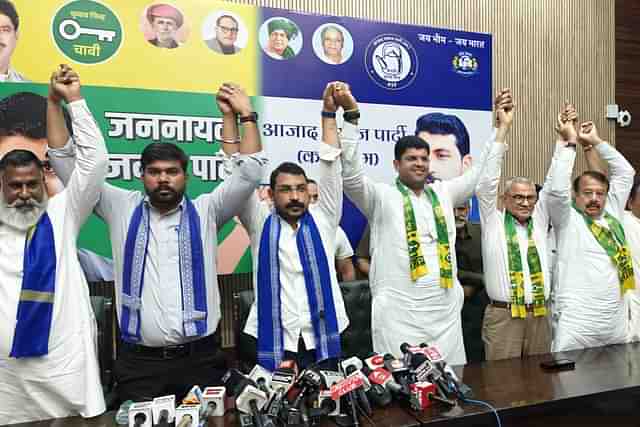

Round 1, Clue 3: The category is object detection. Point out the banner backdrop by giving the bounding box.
[2,0,492,274]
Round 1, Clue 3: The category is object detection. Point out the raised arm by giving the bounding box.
[46,65,76,186]
[542,103,578,230]
[47,65,108,232]
[476,88,513,224]
[203,83,266,227]
[445,88,514,207]
[578,121,635,214]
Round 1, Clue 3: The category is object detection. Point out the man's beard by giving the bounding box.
[0,193,48,231]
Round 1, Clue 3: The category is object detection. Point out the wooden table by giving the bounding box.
[8,343,640,427]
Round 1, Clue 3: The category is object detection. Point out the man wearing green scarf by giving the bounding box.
[551,118,635,352]
[341,86,513,365]
[264,18,299,60]
[478,103,578,361]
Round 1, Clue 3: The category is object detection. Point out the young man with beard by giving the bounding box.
[341,86,513,365]
[48,83,266,400]
[0,65,107,423]
[477,103,577,360]
[236,82,351,370]
[551,120,635,352]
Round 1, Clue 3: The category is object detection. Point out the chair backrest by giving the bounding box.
[89,285,115,391]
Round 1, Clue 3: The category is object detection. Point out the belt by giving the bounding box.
[490,300,546,312]
[120,333,219,360]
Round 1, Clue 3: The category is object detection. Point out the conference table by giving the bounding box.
[9,342,640,427]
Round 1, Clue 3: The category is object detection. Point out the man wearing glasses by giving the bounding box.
[477,102,578,360]
[206,14,241,55]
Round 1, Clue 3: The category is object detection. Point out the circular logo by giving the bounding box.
[452,51,479,76]
[365,33,418,91]
[52,0,123,65]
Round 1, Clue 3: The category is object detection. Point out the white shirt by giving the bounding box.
[551,142,635,352]
[478,142,575,304]
[335,226,354,259]
[341,125,502,365]
[241,134,350,353]
[623,211,640,342]
[49,144,266,347]
[0,100,107,424]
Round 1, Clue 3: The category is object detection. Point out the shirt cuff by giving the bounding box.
[236,151,268,184]
[319,142,342,161]
[67,99,92,120]
[340,121,360,141]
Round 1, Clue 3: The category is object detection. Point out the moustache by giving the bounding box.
[286,201,305,210]
[8,199,38,209]
[154,186,176,194]
[587,202,600,209]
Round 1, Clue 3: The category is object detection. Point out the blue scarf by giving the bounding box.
[257,211,341,371]
[120,197,207,342]
[10,212,56,358]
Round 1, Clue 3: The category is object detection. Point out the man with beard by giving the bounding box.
[237,82,350,370]
[341,86,513,365]
[551,120,635,352]
[0,65,107,423]
[48,83,266,400]
[477,103,577,360]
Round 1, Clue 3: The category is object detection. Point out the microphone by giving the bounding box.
[400,342,414,367]
[364,352,386,371]
[248,364,273,398]
[365,366,410,398]
[133,413,146,427]
[366,383,392,407]
[345,364,372,416]
[176,414,192,427]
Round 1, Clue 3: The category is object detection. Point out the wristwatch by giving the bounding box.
[321,111,337,118]
[343,109,360,122]
[239,112,258,123]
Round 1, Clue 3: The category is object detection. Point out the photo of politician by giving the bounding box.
[259,17,302,60]
[0,0,28,82]
[415,112,472,181]
[312,23,354,65]
[142,3,189,49]
[202,11,247,55]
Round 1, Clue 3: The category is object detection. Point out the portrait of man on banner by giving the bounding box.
[312,23,354,65]
[203,11,246,55]
[0,0,28,82]
[259,17,302,60]
[143,3,188,49]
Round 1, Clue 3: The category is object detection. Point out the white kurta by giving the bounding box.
[241,140,349,353]
[335,226,354,260]
[0,100,108,424]
[478,142,575,305]
[49,146,266,346]
[623,211,640,342]
[341,124,501,365]
[551,142,635,352]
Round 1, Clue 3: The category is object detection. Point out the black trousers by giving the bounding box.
[114,333,227,403]
[241,333,339,371]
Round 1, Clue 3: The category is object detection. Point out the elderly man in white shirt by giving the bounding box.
[48,82,266,401]
[340,88,514,365]
[478,103,578,360]
[551,121,635,352]
[239,83,350,371]
[0,65,107,424]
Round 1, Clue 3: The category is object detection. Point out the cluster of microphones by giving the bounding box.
[222,341,473,427]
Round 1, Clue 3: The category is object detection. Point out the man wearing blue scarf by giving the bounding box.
[0,65,107,424]
[236,82,355,371]
[48,83,266,401]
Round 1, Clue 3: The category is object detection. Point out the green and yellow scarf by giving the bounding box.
[504,212,546,318]
[573,204,635,294]
[396,179,453,288]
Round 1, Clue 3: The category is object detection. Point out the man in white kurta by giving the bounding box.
[478,105,576,360]
[241,83,350,368]
[551,122,635,352]
[623,181,640,342]
[0,66,107,424]
[341,91,513,365]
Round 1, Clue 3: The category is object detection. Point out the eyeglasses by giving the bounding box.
[217,25,239,34]
[509,194,537,204]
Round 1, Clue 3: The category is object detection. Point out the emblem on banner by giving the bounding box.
[452,51,478,76]
[51,0,123,65]
[365,34,418,90]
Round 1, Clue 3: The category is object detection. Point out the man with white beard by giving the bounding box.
[0,65,108,424]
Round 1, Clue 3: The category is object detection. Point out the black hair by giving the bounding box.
[307,178,317,185]
[0,149,43,172]
[140,143,189,172]
[216,14,238,28]
[394,135,429,161]
[573,171,610,193]
[0,0,18,31]
[0,92,72,140]
[270,162,307,190]
[415,112,470,157]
